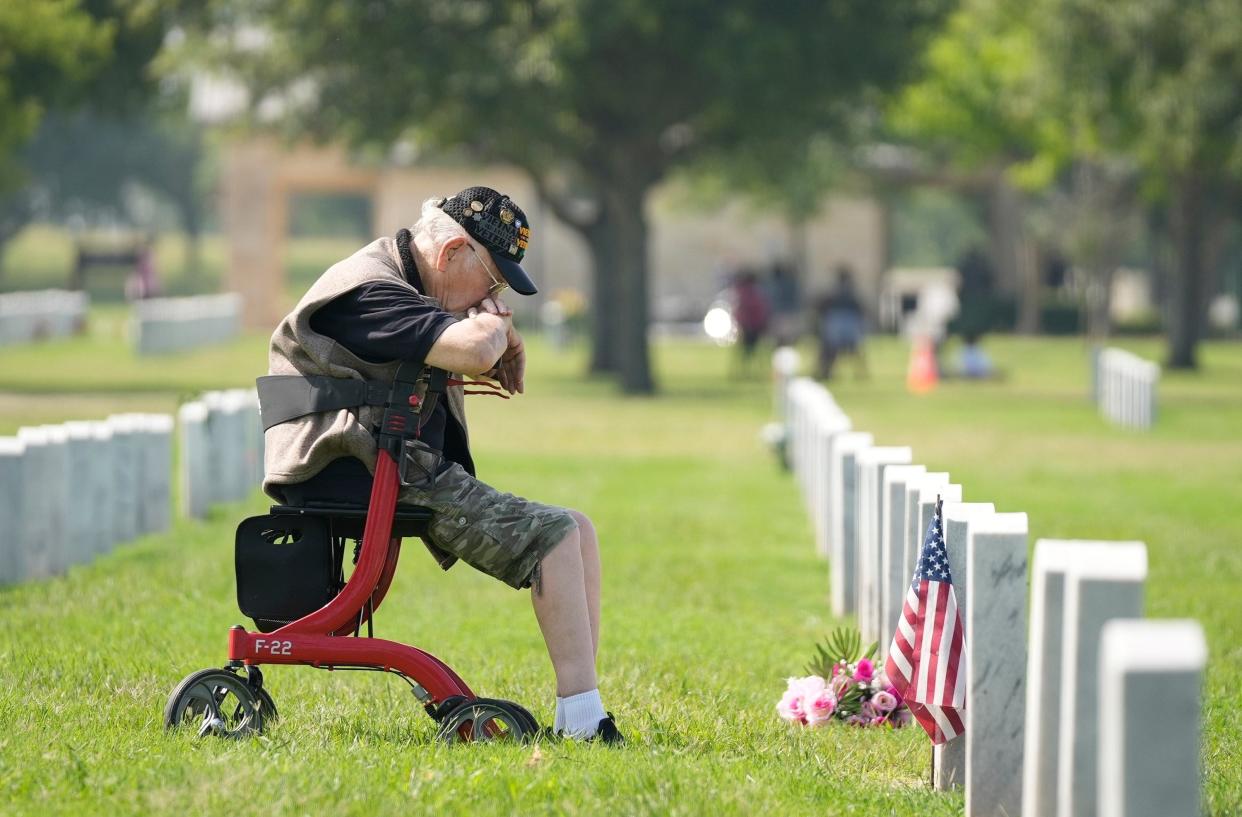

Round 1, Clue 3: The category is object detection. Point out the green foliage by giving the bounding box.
[1038,0,1242,184]
[888,0,1068,186]
[805,627,878,679]
[0,0,112,191]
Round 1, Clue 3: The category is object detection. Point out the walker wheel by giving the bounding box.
[254,686,279,724]
[163,668,266,738]
[435,697,537,743]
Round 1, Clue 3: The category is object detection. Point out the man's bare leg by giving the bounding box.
[568,509,601,657]
[531,524,597,696]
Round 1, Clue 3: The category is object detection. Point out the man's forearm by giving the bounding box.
[426,313,509,374]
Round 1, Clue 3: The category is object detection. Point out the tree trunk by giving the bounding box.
[987,174,1040,334]
[604,182,655,393]
[583,218,621,374]
[181,199,203,281]
[1083,264,1115,340]
[1166,174,1211,369]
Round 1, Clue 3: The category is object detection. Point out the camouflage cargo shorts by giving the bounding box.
[398,439,577,590]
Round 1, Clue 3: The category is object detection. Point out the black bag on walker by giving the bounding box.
[235,514,342,633]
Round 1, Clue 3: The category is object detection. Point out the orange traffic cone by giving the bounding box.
[907,337,939,394]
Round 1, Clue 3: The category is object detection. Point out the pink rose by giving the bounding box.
[872,690,898,714]
[805,689,838,726]
[796,675,828,700]
[830,673,853,698]
[777,685,806,724]
[853,658,874,683]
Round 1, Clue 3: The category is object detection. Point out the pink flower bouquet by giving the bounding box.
[776,627,910,729]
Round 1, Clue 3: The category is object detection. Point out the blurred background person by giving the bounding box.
[815,265,867,381]
[766,260,803,347]
[729,268,771,378]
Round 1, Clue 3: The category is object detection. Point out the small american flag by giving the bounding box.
[884,498,965,744]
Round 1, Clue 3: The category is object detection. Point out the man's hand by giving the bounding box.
[491,327,525,394]
[467,295,512,324]
[468,297,524,394]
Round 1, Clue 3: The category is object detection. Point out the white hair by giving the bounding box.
[414,197,468,248]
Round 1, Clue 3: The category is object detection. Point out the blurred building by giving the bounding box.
[216,138,885,330]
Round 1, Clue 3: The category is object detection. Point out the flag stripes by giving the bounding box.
[883,500,966,745]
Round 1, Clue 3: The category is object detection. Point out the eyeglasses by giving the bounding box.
[464,242,508,297]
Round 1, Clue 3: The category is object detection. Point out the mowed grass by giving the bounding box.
[0,326,1239,816]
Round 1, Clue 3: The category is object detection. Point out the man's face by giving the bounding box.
[441,237,508,313]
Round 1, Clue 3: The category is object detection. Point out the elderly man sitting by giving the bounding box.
[260,186,620,743]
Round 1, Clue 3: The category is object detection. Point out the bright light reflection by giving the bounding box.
[703,307,736,344]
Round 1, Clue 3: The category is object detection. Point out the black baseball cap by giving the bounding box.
[438,186,537,295]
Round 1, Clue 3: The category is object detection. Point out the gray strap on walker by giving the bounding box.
[255,375,391,431]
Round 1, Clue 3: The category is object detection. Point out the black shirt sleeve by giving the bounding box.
[309,281,458,365]
[307,280,475,475]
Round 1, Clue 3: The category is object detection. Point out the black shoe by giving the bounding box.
[536,713,625,745]
[589,712,625,745]
[529,725,562,743]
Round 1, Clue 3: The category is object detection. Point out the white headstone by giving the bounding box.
[36,425,70,575]
[16,427,53,579]
[930,501,996,792]
[88,421,116,556]
[138,414,174,534]
[772,346,801,422]
[1023,540,1088,817]
[1056,542,1148,817]
[179,402,211,518]
[1098,619,1205,817]
[855,447,913,645]
[813,411,851,559]
[0,437,26,584]
[963,512,1029,817]
[879,464,926,659]
[107,415,142,543]
[829,432,873,616]
[62,422,99,567]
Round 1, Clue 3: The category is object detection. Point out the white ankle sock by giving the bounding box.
[553,696,566,732]
[560,689,606,738]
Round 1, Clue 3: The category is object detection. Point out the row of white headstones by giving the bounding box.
[0,290,241,354]
[1093,347,1159,430]
[775,349,1205,817]
[0,289,88,346]
[132,293,243,356]
[0,390,264,586]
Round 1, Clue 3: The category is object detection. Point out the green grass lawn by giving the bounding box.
[0,329,1239,816]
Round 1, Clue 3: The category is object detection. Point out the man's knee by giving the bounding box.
[565,508,596,535]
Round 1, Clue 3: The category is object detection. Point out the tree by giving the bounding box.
[195,0,948,392]
[0,0,198,268]
[883,0,1060,334]
[19,110,207,266]
[0,0,111,247]
[1036,0,1242,368]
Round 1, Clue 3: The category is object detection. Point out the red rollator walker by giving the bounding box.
[164,362,538,742]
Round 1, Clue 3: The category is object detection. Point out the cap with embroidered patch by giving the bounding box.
[438,186,536,295]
